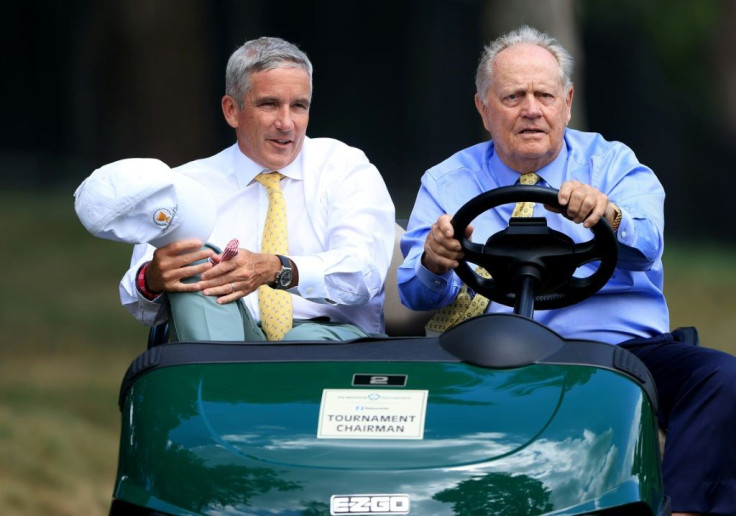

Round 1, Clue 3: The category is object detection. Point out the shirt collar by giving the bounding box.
[231,142,306,188]
[489,140,569,189]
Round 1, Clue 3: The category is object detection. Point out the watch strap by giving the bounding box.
[136,262,163,300]
[269,255,292,289]
[610,204,622,232]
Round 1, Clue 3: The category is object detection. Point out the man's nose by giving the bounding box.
[275,107,294,130]
[520,95,542,116]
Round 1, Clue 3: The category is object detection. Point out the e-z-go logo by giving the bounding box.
[330,494,410,515]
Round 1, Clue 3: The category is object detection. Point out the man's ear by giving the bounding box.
[474,93,491,133]
[565,86,574,125]
[221,95,239,128]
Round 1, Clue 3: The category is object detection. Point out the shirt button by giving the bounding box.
[620,231,627,238]
[434,280,442,285]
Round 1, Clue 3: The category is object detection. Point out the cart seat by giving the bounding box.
[383,222,436,336]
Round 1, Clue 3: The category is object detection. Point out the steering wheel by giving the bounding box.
[450,185,618,314]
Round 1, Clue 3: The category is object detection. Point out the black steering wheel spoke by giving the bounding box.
[572,239,604,265]
[459,240,486,263]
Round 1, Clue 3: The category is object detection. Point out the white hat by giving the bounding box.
[74,158,216,247]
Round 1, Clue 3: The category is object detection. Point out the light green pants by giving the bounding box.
[167,290,373,342]
[166,245,373,342]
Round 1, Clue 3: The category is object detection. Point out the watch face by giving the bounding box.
[279,269,293,288]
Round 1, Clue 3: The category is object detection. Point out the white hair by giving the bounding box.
[475,25,574,104]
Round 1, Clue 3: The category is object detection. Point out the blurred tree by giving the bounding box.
[580,0,736,242]
[583,0,723,124]
[73,0,218,166]
[2,0,735,241]
[715,0,736,131]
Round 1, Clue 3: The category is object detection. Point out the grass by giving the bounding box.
[1,190,147,516]
[1,190,735,515]
[662,241,736,354]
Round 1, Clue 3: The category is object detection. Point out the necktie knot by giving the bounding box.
[519,172,540,186]
[255,171,285,192]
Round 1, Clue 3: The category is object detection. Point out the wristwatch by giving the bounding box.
[610,203,622,232]
[269,255,293,289]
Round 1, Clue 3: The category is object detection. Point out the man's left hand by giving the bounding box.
[198,249,279,304]
[550,180,618,229]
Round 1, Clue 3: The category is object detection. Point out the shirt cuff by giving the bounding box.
[615,208,633,246]
[290,254,333,302]
[416,258,454,293]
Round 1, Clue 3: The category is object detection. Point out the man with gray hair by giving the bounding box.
[398,25,735,515]
[120,36,395,342]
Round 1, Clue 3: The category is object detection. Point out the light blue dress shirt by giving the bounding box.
[398,128,669,344]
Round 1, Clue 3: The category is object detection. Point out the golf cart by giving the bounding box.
[109,186,671,515]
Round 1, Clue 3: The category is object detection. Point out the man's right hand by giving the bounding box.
[145,239,215,293]
[421,214,473,275]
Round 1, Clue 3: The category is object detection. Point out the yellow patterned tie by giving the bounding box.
[425,172,540,334]
[255,172,292,340]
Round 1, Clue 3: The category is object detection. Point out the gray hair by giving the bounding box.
[225,36,313,107]
[475,25,573,105]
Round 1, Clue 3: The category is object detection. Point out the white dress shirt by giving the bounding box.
[119,137,396,334]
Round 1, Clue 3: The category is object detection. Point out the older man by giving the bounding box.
[120,37,395,342]
[398,26,735,516]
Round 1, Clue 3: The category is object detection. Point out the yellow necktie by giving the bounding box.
[425,172,540,334]
[255,172,292,340]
